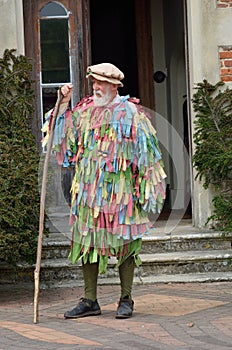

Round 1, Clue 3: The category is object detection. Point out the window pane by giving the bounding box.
[42,87,71,117]
[40,2,67,17]
[42,87,57,116]
[40,18,70,83]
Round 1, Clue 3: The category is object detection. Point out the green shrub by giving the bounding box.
[210,194,232,233]
[0,49,41,266]
[192,80,232,232]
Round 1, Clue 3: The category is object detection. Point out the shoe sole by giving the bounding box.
[115,314,132,319]
[64,310,101,319]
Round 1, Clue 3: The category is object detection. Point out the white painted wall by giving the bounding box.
[186,0,232,227]
[0,0,24,56]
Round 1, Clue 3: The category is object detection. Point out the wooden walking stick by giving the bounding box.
[34,88,64,324]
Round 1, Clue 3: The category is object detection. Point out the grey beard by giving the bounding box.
[93,89,113,107]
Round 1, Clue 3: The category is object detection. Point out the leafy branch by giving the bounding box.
[192,80,232,232]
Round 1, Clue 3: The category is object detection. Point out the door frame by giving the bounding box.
[135,0,155,110]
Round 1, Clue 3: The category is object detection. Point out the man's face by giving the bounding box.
[92,79,117,107]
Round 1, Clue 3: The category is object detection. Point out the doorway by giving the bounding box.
[89,0,192,221]
[90,0,138,98]
[23,0,192,221]
[90,0,155,109]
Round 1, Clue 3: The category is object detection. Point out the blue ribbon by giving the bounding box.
[53,114,65,146]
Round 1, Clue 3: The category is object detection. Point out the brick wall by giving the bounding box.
[217,0,232,8]
[219,47,232,82]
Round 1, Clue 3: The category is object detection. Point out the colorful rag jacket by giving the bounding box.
[42,94,166,273]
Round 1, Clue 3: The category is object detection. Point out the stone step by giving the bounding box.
[138,249,232,276]
[2,248,232,285]
[2,271,232,292]
[138,231,232,253]
[40,249,232,280]
[41,231,232,260]
[1,225,232,287]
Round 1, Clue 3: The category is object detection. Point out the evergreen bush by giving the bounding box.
[192,80,232,232]
[0,49,41,266]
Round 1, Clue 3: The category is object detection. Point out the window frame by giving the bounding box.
[39,3,72,127]
[23,0,91,149]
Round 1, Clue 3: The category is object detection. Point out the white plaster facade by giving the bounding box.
[186,0,232,227]
[0,0,24,56]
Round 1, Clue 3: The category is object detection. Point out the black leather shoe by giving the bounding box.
[115,296,134,319]
[64,298,101,319]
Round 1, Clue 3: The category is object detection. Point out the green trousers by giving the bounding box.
[82,255,135,301]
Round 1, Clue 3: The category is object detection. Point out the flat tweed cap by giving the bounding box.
[86,63,124,87]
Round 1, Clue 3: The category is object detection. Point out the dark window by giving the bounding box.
[40,19,70,84]
[39,2,70,116]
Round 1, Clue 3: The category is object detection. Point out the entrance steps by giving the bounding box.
[1,210,232,288]
[38,227,232,289]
